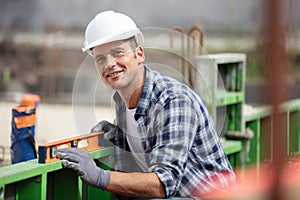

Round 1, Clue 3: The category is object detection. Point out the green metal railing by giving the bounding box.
[0,147,113,200]
[244,99,300,169]
[0,142,242,200]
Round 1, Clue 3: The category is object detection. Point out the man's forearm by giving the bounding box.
[106,171,166,198]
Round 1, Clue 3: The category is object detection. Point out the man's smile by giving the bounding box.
[105,70,125,78]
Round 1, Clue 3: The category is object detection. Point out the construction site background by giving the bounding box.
[1,0,300,166]
[1,0,300,104]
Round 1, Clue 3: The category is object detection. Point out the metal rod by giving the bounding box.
[265,0,288,199]
[187,25,204,88]
[169,26,186,82]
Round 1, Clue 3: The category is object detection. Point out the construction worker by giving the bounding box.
[57,10,236,199]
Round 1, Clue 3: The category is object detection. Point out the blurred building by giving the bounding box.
[0,0,272,34]
[0,0,300,105]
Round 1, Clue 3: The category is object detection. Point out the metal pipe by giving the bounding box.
[187,25,204,55]
[265,0,288,199]
[187,25,204,88]
[169,26,186,82]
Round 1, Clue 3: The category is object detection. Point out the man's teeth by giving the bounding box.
[108,71,122,77]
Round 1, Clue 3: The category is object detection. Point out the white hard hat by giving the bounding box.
[82,10,144,54]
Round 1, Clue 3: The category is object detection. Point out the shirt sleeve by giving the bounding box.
[147,93,200,197]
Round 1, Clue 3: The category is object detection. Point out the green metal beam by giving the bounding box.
[216,91,244,106]
[222,140,243,155]
[0,147,113,200]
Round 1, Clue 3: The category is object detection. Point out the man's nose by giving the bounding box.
[106,54,117,67]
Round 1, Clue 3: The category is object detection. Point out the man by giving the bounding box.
[57,10,236,199]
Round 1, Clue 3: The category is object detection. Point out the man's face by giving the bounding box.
[92,40,144,90]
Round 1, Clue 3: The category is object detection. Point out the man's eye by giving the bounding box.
[96,57,106,64]
[113,51,125,57]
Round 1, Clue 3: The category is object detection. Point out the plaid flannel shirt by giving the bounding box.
[111,65,236,198]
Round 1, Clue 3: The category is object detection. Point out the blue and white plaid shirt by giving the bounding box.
[111,65,236,198]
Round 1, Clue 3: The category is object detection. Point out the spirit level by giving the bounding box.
[38,132,104,163]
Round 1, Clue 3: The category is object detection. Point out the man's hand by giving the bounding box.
[57,148,110,189]
[91,120,117,141]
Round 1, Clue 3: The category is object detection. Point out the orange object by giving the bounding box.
[38,132,104,164]
[14,114,36,129]
[12,93,40,128]
[21,94,41,108]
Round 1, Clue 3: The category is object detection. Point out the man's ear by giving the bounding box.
[136,46,145,64]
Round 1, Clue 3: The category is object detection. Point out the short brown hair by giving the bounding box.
[124,36,138,49]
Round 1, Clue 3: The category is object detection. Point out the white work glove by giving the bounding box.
[91,120,117,143]
[57,148,110,189]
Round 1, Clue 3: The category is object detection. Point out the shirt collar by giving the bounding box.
[113,65,153,118]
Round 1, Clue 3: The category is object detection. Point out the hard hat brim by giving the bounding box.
[82,29,141,52]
